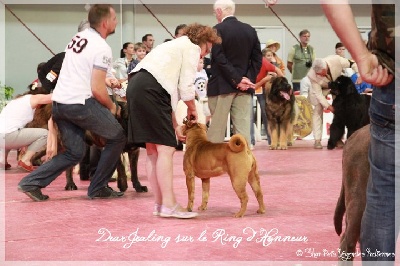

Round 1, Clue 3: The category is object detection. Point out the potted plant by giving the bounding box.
[0,82,15,111]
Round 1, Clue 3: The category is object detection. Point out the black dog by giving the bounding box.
[327,75,370,150]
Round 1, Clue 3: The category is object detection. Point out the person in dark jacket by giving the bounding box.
[207,0,262,145]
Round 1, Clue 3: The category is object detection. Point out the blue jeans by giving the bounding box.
[292,82,300,92]
[18,98,126,197]
[360,80,398,264]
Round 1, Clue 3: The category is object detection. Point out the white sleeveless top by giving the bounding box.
[0,94,34,134]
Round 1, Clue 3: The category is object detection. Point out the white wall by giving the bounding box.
[4,4,371,94]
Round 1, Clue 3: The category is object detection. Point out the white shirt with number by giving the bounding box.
[52,28,112,104]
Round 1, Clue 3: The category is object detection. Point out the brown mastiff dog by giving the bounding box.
[265,77,298,150]
[334,124,370,262]
[182,121,265,218]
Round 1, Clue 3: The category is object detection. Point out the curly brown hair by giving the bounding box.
[183,23,221,46]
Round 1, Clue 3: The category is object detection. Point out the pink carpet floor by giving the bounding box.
[1,139,398,265]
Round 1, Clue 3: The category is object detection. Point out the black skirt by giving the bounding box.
[126,69,177,148]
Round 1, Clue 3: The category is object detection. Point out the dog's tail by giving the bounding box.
[334,182,346,236]
[228,134,247,153]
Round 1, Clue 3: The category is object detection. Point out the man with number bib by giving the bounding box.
[18,4,126,201]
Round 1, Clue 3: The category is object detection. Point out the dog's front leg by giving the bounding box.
[278,125,288,150]
[327,120,345,150]
[116,157,128,192]
[286,122,294,147]
[186,174,196,212]
[129,147,148,192]
[65,167,78,190]
[269,123,279,149]
[199,178,210,211]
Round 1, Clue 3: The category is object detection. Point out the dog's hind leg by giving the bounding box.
[338,186,366,262]
[186,174,196,212]
[337,207,364,262]
[248,160,265,214]
[30,149,46,166]
[198,178,210,211]
[336,198,366,263]
[230,177,248,218]
[129,147,148,192]
[65,167,78,190]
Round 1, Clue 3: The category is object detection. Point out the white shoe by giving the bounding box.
[159,204,198,219]
[314,141,323,149]
[153,203,161,216]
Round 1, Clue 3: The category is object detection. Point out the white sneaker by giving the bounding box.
[314,141,323,149]
[153,203,161,216]
[159,204,198,219]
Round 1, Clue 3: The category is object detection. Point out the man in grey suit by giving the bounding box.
[207,0,262,145]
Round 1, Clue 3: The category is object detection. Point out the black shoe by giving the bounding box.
[20,187,49,202]
[175,141,183,151]
[89,186,124,199]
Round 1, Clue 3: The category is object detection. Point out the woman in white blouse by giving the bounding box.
[126,23,221,219]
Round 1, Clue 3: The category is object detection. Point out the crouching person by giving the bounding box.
[0,93,53,171]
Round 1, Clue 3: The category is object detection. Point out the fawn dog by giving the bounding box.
[182,119,265,217]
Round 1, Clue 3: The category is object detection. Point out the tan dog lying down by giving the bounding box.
[182,122,266,218]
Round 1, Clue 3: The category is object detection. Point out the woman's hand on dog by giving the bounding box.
[183,100,198,125]
[175,125,186,142]
[186,109,198,125]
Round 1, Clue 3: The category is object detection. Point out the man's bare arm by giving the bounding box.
[91,68,117,115]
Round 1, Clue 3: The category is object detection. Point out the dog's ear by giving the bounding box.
[345,82,358,95]
[199,123,207,131]
[182,124,187,136]
[285,83,291,91]
[264,80,272,94]
[329,79,341,96]
[270,77,279,95]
